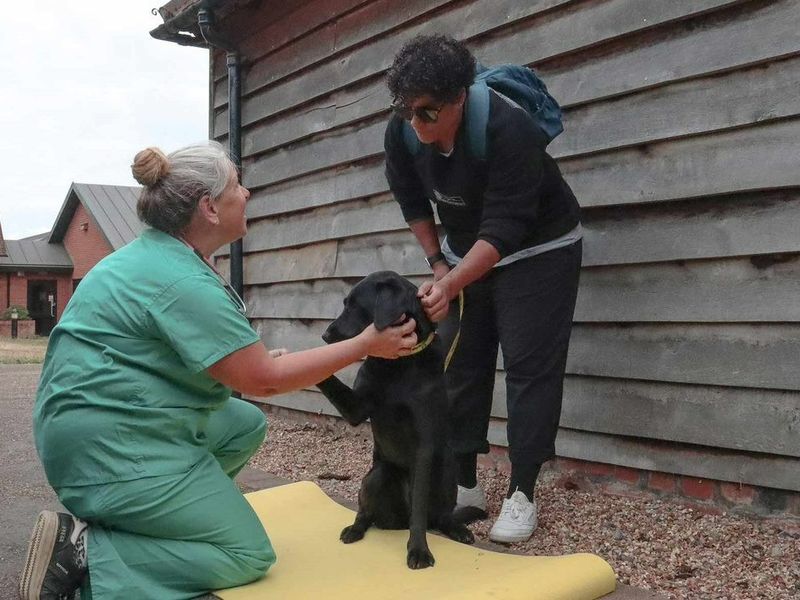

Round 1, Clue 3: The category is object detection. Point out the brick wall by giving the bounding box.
[0,273,8,308]
[545,457,800,520]
[3,272,29,308]
[0,319,36,338]
[63,204,113,280]
[56,276,72,320]
[14,272,73,321]
[470,446,798,518]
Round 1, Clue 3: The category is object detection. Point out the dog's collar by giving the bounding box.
[406,331,436,356]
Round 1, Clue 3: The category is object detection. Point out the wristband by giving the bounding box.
[425,251,446,268]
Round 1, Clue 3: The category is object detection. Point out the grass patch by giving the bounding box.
[0,337,49,364]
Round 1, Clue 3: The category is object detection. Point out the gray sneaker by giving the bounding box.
[19,511,88,600]
[455,483,488,522]
[456,483,487,511]
[489,490,537,543]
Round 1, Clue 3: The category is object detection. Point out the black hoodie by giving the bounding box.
[384,90,581,259]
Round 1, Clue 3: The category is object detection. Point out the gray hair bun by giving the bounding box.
[131,147,171,187]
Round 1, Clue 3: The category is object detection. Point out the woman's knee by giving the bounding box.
[220,398,268,452]
[228,527,276,583]
[237,400,268,445]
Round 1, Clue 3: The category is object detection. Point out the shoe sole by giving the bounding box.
[19,510,58,600]
[488,530,534,544]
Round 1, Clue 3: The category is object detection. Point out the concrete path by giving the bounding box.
[0,364,65,599]
[1,364,664,600]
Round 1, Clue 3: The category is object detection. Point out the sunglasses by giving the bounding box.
[391,101,445,124]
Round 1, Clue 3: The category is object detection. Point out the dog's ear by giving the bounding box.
[373,277,409,330]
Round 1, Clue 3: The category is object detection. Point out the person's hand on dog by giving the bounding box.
[418,280,451,322]
[359,317,418,359]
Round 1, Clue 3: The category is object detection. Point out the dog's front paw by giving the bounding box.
[340,525,366,544]
[406,546,435,569]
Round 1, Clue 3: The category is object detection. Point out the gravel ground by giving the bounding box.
[250,411,800,600]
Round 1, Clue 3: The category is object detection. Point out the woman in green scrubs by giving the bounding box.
[20,142,419,600]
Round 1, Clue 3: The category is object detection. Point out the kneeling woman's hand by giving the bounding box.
[208,319,416,397]
[359,318,418,359]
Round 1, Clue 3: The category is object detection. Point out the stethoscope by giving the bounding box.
[177,236,248,316]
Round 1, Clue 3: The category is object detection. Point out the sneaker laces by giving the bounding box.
[71,519,89,570]
[499,491,529,522]
[74,530,87,570]
[500,499,520,521]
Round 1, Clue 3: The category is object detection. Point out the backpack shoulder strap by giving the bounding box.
[464,80,490,161]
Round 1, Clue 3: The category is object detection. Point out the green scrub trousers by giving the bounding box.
[56,398,276,600]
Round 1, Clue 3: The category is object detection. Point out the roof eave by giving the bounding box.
[0,264,73,273]
[150,0,233,47]
[0,220,7,256]
[47,184,80,244]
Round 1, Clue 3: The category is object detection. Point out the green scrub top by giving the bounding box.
[33,228,261,487]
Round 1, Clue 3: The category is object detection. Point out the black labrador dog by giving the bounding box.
[316,271,474,569]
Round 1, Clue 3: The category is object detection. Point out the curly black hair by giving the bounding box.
[386,34,476,105]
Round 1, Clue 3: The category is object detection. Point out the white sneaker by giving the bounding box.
[489,490,537,543]
[456,483,487,511]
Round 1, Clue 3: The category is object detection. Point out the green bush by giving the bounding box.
[0,305,30,320]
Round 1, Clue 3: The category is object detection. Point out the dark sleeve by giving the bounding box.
[384,116,433,223]
[477,102,547,257]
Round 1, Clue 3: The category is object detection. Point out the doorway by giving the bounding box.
[27,280,57,336]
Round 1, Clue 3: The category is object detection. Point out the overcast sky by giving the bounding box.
[0,1,209,239]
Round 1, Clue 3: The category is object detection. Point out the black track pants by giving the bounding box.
[439,240,582,468]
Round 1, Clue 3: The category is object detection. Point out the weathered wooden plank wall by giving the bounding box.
[214,0,800,492]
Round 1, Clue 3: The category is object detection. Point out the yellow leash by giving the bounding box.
[443,290,465,372]
[407,331,436,356]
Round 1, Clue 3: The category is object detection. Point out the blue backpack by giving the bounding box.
[402,63,563,160]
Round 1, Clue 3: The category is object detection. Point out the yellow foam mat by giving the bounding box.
[217,481,616,599]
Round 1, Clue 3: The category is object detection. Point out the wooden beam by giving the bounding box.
[581,191,800,266]
[216,0,749,114]
[243,194,399,253]
[568,322,800,390]
[552,427,800,493]
[245,157,386,219]
[543,0,799,106]
[214,0,575,110]
[227,51,800,161]
[561,118,800,208]
[243,189,800,267]
[242,113,800,206]
[550,54,800,158]
[251,317,800,391]
[243,254,800,323]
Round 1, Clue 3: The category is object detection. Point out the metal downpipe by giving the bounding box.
[198,8,243,301]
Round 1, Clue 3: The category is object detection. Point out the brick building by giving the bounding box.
[0,183,142,335]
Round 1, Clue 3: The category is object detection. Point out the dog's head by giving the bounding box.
[322,271,434,345]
